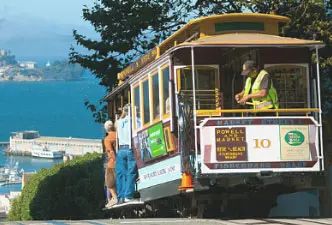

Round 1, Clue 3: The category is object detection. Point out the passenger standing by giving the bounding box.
[103,120,118,208]
[115,104,138,203]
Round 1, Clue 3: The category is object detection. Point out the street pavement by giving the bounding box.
[3,218,332,225]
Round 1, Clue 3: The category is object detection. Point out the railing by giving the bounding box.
[196,108,320,117]
[180,89,223,110]
[179,89,319,117]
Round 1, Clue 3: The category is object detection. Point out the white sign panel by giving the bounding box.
[245,125,281,162]
[280,125,310,160]
[199,117,320,174]
[137,155,182,190]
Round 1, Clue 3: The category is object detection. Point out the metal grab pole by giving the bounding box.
[191,47,198,173]
[315,46,324,170]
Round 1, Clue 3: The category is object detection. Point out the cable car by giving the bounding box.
[105,13,324,217]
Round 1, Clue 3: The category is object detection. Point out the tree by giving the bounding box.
[8,153,105,221]
[70,0,194,122]
[194,0,246,15]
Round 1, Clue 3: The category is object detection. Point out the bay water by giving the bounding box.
[0,78,106,193]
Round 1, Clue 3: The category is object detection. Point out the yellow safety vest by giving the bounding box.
[243,70,279,109]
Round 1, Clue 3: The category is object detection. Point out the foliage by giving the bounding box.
[42,60,85,80]
[194,0,245,14]
[8,153,105,221]
[20,68,43,78]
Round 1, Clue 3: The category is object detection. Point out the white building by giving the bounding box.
[10,131,102,156]
[18,61,36,69]
[0,49,8,57]
[0,191,21,217]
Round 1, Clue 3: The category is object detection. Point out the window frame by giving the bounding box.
[141,77,150,126]
[150,70,161,123]
[264,63,310,109]
[130,62,171,132]
[160,64,171,119]
[174,64,220,93]
[174,64,221,113]
[131,82,141,131]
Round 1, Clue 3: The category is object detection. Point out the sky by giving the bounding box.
[0,0,92,25]
[0,0,96,61]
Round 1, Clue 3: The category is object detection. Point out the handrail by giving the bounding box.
[196,108,320,117]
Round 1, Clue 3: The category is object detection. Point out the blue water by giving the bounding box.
[0,151,63,194]
[0,79,106,193]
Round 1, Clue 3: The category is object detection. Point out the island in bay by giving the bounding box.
[0,49,85,81]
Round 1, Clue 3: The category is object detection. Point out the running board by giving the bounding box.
[103,200,145,210]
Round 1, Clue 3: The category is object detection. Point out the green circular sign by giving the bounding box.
[284,130,305,146]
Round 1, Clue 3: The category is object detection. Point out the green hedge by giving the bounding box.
[8,153,106,221]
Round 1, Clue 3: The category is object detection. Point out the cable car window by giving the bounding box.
[162,67,170,115]
[265,64,309,108]
[152,72,160,120]
[133,85,141,129]
[177,65,219,110]
[142,79,150,125]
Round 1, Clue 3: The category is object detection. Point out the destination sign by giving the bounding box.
[215,127,247,161]
[200,116,320,173]
[203,118,315,127]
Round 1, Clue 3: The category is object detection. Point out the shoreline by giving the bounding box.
[5,150,32,157]
[0,78,85,82]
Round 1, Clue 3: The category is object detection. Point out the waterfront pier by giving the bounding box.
[8,131,102,156]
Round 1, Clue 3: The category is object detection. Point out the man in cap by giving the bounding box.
[115,104,138,204]
[235,60,279,110]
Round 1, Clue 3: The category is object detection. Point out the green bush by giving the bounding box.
[8,153,106,221]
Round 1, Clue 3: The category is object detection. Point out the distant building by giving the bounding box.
[46,61,51,67]
[18,61,36,69]
[11,130,40,139]
[0,191,21,217]
[0,49,8,57]
[10,131,102,156]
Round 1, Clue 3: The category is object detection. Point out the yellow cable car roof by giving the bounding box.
[159,13,291,49]
[177,33,324,47]
[117,13,291,81]
[116,13,323,82]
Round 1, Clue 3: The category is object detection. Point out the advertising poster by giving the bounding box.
[280,125,310,160]
[215,127,247,161]
[137,129,153,162]
[148,122,167,158]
